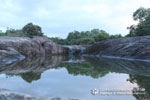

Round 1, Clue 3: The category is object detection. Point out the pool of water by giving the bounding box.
[0,55,150,100]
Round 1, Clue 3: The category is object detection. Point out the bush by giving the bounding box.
[22,23,44,37]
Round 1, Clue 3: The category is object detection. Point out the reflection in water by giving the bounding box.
[1,55,69,83]
[128,75,150,100]
[0,55,69,74]
[84,56,150,77]
[56,62,109,78]
[6,72,41,83]
[1,55,150,100]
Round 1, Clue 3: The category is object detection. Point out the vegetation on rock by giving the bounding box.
[0,23,44,37]
[22,23,44,37]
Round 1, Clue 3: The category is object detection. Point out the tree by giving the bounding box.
[50,29,118,45]
[92,30,109,42]
[22,23,44,37]
[127,7,150,36]
[5,29,24,36]
[128,75,150,100]
[67,31,82,40]
[109,34,122,39]
[78,38,95,44]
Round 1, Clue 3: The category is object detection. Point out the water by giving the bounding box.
[0,55,150,100]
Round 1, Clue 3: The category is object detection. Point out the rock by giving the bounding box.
[0,36,67,56]
[0,36,68,66]
[0,47,25,66]
[86,36,150,60]
[62,45,88,55]
[0,88,80,100]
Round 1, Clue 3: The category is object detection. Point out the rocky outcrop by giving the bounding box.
[86,36,150,60]
[0,47,25,67]
[0,36,68,65]
[0,88,80,100]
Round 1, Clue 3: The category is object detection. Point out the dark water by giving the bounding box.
[0,55,150,100]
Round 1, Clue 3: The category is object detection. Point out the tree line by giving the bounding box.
[49,29,122,45]
[0,23,43,37]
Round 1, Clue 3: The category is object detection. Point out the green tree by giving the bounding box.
[22,23,44,37]
[109,34,122,39]
[55,62,108,78]
[128,75,150,100]
[127,7,150,37]
[5,29,24,36]
[78,38,95,44]
[92,30,109,42]
[67,31,82,40]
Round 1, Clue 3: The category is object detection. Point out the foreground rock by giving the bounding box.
[86,36,150,60]
[0,88,79,100]
[0,36,68,66]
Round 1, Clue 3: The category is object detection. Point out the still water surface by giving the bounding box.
[0,55,150,100]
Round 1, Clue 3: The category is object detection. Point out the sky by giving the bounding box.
[0,0,150,38]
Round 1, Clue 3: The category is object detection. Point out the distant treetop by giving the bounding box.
[22,23,44,37]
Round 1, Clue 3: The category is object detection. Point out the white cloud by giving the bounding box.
[0,0,150,38]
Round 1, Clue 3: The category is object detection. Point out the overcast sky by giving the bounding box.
[0,0,150,38]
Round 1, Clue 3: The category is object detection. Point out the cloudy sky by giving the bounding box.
[0,0,150,38]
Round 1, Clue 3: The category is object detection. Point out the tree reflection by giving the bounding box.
[128,75,150,100]
[56,62,109,78]
[2,55,150,85]
[20,72,41,83]
[2,55,68,83]
[6,72,41,83]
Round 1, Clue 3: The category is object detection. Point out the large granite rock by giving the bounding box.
[0,36,68,65]
[86,36,150,60]
[0,88,80,100]
[0,36,67,56]
[0,47,25,66]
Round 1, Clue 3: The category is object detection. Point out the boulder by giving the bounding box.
[86,36,150,60]
[0,88,80,100]
[0,36,68,66]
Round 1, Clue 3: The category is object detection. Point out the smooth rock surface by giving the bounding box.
[0,88,79,100]
[86,36,150,60]
[0,36,68,66]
